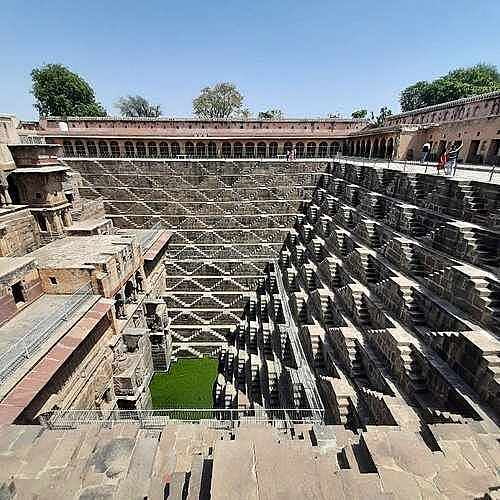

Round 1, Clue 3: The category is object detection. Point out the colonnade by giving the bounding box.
[61,139,344,158]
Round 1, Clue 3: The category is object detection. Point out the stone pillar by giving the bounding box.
[54,212,65,233]
[136,271,144,292]
[63,209,73,227]
[0,173,11,207]
[115,290,126,319]
[130,278,138,303]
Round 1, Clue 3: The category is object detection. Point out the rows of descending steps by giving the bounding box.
[218,160,500,441]
[65,159,329,357]
[1,420,499,498]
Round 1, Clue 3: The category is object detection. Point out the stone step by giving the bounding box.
[186,454,204,500]
[117,429,160,499]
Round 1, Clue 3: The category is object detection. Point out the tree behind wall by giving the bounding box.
[31,64,106,117]
[400,63,500,112]
[193,82,246,119]
[351,109,368,118]
[258,109,284,119]
[116,95,161,117]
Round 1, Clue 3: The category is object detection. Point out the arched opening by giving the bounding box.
[306,142,316,157]
[269,142,278,157]
[124,141,135,157]
[284,142,293,154]
[63,140,74,156]
[74,140,85,157]
[319,142,328,157]
[171,142,180,157]
[222,142,232,158]
[110,141,120,157]
[148,142,158,157]
[196,142,206,157]
[99,141,110,157]
[386,137,394,159]
[245,142,255,157]
[257,142,266,157]
[234,142,243,158]
[87,141,97,156]
[349,141,355,156]
[372,139,379,158]
[159,142,169,158]
[379,138,386,159]
[185,142,195,156]
[330,142,341,156]
[295,142,305,158]
[208,142,217,158]
[136,142,146,157]
[355,141,361,156]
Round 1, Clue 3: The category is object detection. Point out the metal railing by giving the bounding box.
[272,260,324,411]
[0,282,94,385]
[41,407,325,429]
[336,154,499,180]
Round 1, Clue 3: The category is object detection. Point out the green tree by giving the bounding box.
[258,109,284,119]
[239,108,253,119]
[193,82,246,119]
[351,109,368,119]
[31,64,106,117]
[400,63,500,112]
[116,95,161,117]
[368,106,392,128]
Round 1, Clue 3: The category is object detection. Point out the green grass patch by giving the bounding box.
[149,358,218,409]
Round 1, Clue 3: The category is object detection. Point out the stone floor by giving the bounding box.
[0,420,498,499]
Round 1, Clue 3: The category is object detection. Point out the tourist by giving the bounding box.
[286,150,290,162]
[291,148,297,161]
[444,142,462,176]
[420,142,431,164]
[437,151,447,174]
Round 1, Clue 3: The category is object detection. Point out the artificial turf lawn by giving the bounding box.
[149,358,218,409]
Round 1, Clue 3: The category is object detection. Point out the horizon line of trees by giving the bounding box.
[30,62,500,123]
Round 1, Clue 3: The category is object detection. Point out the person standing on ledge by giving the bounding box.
[420,141,431,164]
[445,142,463,176]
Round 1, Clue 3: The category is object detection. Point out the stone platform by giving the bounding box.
[0,420,499,499]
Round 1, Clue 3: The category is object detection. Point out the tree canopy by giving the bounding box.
[258,109,284,119]
[193,82,247,119]
[116,95,161,117]
[400,63,500,112]
[31,64,106,117]
[365,107,392,128]
[351,109,368,118]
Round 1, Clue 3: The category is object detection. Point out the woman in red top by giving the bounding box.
[437,151,448,174]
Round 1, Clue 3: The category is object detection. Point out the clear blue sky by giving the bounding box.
[2,0,499,120]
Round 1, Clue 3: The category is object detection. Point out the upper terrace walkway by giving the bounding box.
[339,156,500,185]
[64,155,500,184]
